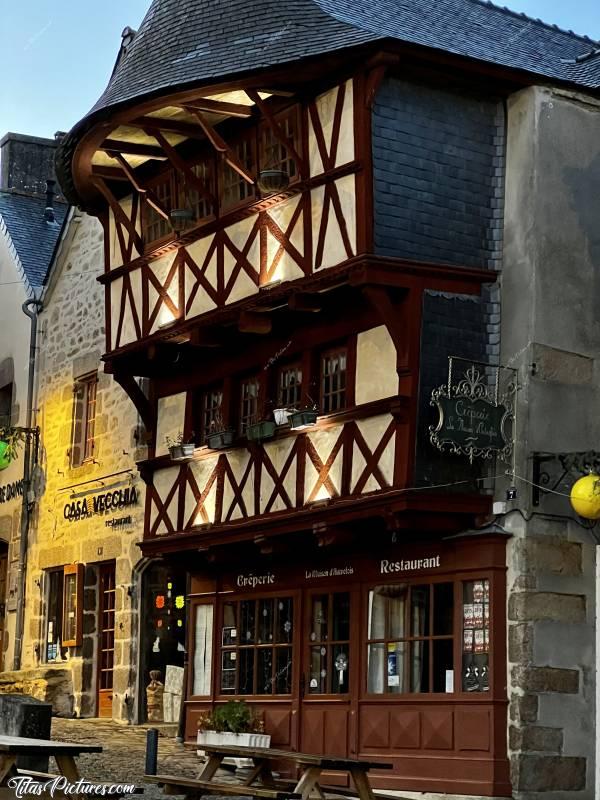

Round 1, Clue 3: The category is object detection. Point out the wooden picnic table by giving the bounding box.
[0,734,102,786]
[145,742,393,800]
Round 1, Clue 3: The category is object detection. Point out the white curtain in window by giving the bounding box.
[193,605,214,696]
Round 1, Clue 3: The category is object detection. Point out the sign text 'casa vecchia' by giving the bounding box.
[430,360,515,464]
[63,486,139,522]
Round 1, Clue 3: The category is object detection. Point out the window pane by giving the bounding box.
[309,645,328,693]
[256,648,274,695]
[410,585,430,637]
[238,648,254,695]
[258,599,274,644]
[410,640,429,693]
[433,583,454,636]
[275,598,293,643]
[388,585,408,640]
[278,366,302,408]
[332,644,349,694]
[275,647,293,694]
[222,601,236,646]
[221,651,236,693]
[332,593,350,641]
[240,601,256,644]
[368,590,386,639]
[386,642,406,694]
[46,571,64,662]
[310,595,328,642]
[433,639,454,693]
[367,643,385,693]
[321,350,347,413]
[63,572,78,644]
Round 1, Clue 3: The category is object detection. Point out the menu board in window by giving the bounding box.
[62,563,84,647]
[462,579,490,692]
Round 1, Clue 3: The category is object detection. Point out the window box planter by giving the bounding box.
[273,408,293,426]
[168,445,185,460]
[290,410,318,430]
[206,430,235,450]
[246,421,276,442]
[197,730,271,768]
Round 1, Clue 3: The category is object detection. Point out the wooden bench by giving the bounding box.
[145,743,392,800]
[144,775,301,800]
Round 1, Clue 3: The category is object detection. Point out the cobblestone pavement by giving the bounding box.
[50,718,238,797]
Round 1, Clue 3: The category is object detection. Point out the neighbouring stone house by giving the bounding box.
[0,133,67,674]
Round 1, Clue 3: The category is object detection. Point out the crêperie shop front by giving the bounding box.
[185,531,510,797]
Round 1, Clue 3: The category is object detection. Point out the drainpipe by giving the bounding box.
[13,297,43,671]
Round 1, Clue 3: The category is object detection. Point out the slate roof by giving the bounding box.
[57,0,600,206]
[91,0,600,116]
[0,191,68,288]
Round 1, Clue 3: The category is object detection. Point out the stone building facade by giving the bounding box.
[19,209,148,720]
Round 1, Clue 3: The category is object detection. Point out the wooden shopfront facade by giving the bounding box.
[182,530,509,796]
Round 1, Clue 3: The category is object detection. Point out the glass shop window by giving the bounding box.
[462,579,490,692]
[308,592,351,695]
[366,582,454,694]
[220,597,294,695]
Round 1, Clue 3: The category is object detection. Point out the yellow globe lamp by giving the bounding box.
[570,473,600,519]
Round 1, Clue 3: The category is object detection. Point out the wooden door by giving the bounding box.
[97,562,116,718]
[299,588,358,780]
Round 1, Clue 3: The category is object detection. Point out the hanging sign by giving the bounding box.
[430,361,514,463]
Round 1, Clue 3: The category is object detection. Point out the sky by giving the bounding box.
[0,0,599,140]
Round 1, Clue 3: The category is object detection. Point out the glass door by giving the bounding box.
[300,588,357,769]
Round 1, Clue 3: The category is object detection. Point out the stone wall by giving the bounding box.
[502,85,600,799]
[22,211,147,720]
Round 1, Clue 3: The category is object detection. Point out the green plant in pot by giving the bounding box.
[0,427,26,471]
[206,411,234,451]
[196,700,270,767]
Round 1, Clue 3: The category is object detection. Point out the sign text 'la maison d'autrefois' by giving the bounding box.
[63,486,138,522]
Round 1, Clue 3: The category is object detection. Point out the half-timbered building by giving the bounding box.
[56,1,600,796]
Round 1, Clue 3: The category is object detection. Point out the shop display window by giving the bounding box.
[462,579,490,692]
[366,582,454,694]
[220,597,293,695]
[308,592,350,694]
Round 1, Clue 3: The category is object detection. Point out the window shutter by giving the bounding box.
[70,384,85,467]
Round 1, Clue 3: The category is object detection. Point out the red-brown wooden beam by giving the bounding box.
[188,109,255,185]
[182,98,254,118]
[100,139,167,159]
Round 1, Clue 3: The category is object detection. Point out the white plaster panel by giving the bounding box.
[110,278,123,349]
[356,326,398,405]
[335,80,355,167]
[305,424,344,501]
[351,414,396,492]
[153,466,180,535]
[266,195,305,285]
[186,235,218,318]
[148,251,180,334]
[185,455,220,526]
[156,392,187,457]
[261,439,297,513]
[222,449,253,521]
[311,175,356,271]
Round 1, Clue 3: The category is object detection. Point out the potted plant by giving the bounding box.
[246,394,276,442]
[165,432,184,460]
[0,427,26,471]
[181,433,196,459]
[206,411,234,451]
[289,399,319,431]
[197,700,270,767]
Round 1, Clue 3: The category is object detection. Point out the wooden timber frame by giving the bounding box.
[67,45,513,798]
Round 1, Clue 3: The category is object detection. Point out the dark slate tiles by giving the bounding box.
[0,192,68,287]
